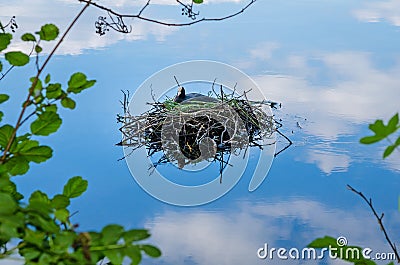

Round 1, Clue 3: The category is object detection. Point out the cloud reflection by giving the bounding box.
[0,0,178,55]
[246,49,400,173]
[146,199,396,265]
[354,0,400,26]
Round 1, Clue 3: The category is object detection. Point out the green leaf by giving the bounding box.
[53,231,76,250]
[61,97,76,109]
[44,104,57,113]
[5,51,30,66]
[82,79,96,89]
[35,44,42,53]
[29,190,50,204]
[37,24,59,41]
[125,245,142,265]
[123,229,151,243]
[19,248,41,261]
[67,72,96,94]
[30,76,43,92]
[54,208,70,223]
[0,211,24,229]
[0,33,12,51]
[193,0,203,3]
[51,194,70,209]
[360,135,382,144]
[101,224,124,245]
[0,178,23,201]
[21,33,36,42]
[28,209,59,232]
[0,124,14,148]
[68,72,87,90]
[0,221,18,240]
[24,229,46,247]
[63,176,88,198]
[387,113,399,133]
[88,231,102,247]
[307,236,337,248]
[383,145,395,159]
[38,253,53,264]
[0,94,10,104]
[45,83,62,99]
[0,111,3,122]
[30,111,62,136]
[0,192,18,214]
[45,73,51,84]
[18,145,53,163]
[104,249,123,264]
[15,138,39,152]
[140,245,161,258]
[369,120,385,135]
[4,156,29,176]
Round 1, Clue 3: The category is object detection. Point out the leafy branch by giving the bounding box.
[0,1,92,165]
[360,113,400,158]
[0,1,162,263]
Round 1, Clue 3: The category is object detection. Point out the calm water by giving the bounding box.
[1,0,400,264]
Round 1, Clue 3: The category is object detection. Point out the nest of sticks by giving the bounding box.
[117,85,289,181]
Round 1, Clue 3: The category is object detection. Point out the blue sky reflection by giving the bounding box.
[1,0,400,264]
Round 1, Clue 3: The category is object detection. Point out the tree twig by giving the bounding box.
[347,184,400,263]
[80,0,256,28]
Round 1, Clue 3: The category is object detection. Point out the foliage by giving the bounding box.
[0,21,160,264]
[360,113,400,158]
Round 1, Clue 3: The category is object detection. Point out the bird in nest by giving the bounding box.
[173,86,218,103]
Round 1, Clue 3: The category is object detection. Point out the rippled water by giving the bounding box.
[1,0,400,264]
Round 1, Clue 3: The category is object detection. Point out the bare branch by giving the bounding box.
[80,0,256,33]
[347,184,400,263]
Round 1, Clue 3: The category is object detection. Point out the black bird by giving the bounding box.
[174,87,218,103]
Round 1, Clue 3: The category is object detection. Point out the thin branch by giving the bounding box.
[138,0,151,17]
[0,1,92,164]
[274,129,292,157]
[80,0,256,28]
[347,184,400,263]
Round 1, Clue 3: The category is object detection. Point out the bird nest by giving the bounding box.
[117,88,282,181]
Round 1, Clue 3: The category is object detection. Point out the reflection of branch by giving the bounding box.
[177,0,199,20]
[80,0,256,35]
[347,184,400,263]
[0,16,19,81]
[0,16,17,33]
[274,129,292,157]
